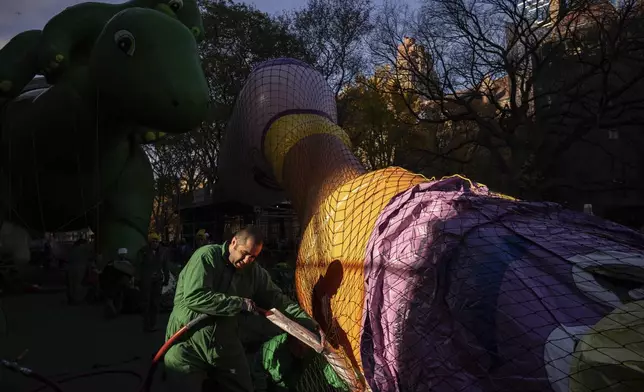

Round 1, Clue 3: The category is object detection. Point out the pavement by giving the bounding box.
[0,292,169,392]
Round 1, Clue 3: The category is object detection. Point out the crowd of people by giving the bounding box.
[64,230,212,327]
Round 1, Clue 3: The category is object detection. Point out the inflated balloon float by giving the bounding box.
[218,58,644,391]
[0,0,203,100]
[0,7,209,262]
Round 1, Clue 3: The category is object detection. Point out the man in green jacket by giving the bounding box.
[164,226,321,392]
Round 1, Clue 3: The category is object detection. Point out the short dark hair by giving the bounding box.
[234,226,264,245]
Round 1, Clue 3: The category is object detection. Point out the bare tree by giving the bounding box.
[195,0,313,187]
[370,0,644,204]
[289,0,374,100]
[143,141,184,240]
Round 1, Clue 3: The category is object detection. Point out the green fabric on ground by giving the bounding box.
[258,333,349,392]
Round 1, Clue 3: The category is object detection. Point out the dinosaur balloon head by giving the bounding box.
[90,7,210,133]
[151,0,205,42]
[218,58,339,207]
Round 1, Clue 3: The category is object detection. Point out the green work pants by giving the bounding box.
[140,278,163,330]
[164,338,254,392]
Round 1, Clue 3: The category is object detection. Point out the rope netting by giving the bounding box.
[218,57,644,392]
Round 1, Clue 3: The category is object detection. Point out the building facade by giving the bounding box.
[532,2,644,226]
[178,186,301,252]
[517,0,552,24]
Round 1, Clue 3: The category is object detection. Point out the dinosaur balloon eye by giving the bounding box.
[168,0,183,12]
[114,30,136,57]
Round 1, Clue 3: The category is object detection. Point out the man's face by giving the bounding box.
[149,239,160,250]
[229,237,262,269]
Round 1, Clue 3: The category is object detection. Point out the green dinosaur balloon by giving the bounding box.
[0,0,204,98]
[0,7,209,261]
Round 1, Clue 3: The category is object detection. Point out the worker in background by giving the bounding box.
[177,237,193,267]
[135,232,169,332]
[66,238,91,305]
[101,248,135,318]
[195,229,210,248]
[164,226,324,392]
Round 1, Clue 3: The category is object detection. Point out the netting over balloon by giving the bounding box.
[219,58,644,391]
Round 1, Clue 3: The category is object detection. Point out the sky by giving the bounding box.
[0,0,312,49]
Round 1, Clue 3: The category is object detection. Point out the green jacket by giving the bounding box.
[164,243,317,372]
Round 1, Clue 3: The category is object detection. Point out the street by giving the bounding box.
[0,292,169,392]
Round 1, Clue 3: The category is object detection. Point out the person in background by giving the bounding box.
[101,248,135,319]
[195,229,210,248]
[135,232,169,332]
[164,226,324,392]
[66,238,91,305]
[178,237,193,267]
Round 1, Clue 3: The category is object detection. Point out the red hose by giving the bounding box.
[138,308,271,392]
[138,313,211,392]
[154,326,186,364]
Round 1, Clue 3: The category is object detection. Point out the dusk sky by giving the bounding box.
[0,0,315,48]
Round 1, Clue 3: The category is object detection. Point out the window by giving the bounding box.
[517,0,551,24]
[608,128,619,140]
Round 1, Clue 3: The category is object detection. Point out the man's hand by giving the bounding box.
[241,298,259,315]
[318,327,327,349]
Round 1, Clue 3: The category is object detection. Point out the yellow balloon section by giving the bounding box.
[265,113,427,385]
[297,167,425,366]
